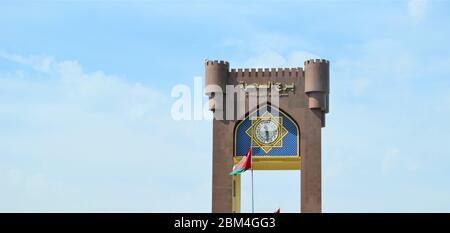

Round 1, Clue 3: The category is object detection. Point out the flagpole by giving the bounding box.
[251,149,254,213]
[231,173,234,213]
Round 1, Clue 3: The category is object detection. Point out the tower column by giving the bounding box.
[211,119,234,212]
[205,60,233,213]
[300,109,322,213]
[301,59,329,213]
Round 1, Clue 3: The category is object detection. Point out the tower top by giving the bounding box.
[304,59,329,65]
[205,60,229,67]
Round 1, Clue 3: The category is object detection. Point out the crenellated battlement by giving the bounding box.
[205,59,330,126]
[229,67,303,78]
[304,59,329,65]
[304,58,330,120]
[205,60,230,98]
[205,60,229,67]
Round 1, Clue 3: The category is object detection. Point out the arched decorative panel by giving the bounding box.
[234,105,300,170]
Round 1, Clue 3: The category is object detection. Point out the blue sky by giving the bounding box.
[1,0,450,212]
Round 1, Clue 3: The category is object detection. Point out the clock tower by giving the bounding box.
[205,59,330,213]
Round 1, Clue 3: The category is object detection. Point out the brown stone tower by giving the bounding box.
[205,59,330,213]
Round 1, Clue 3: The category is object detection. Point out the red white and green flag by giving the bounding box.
[229,148,252,176]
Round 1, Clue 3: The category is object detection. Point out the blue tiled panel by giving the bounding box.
[235,106,299,157]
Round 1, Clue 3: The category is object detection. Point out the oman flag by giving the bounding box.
[229,148,252,176]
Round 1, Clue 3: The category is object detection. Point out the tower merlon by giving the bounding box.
[304,59,330,65]
[205,60,230,66]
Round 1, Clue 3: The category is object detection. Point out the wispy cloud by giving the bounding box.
[408,0,429,23]
[0,51,55,73]
[0,52,212,212]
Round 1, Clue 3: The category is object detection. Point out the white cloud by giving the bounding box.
[0,52,212,212]
[0,51,55,73]
[408,0,429,23]
[382,148,401,173]
[0,52,164,120]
